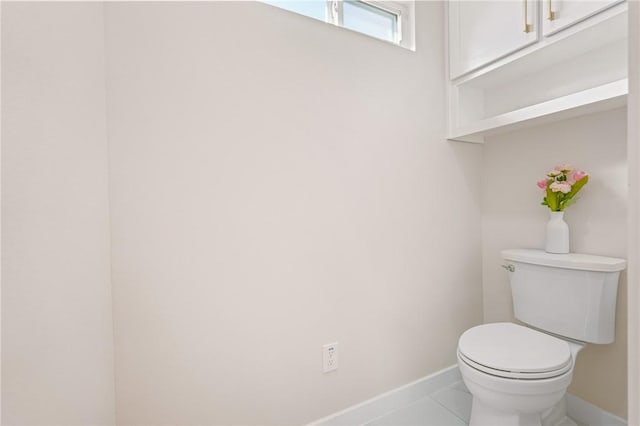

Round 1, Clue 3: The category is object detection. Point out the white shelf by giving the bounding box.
[448,79,628,143]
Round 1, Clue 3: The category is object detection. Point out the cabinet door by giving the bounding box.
[449,1,538,79]
[542,0,624,36]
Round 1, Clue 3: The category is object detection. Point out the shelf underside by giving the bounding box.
[448,79,628,143]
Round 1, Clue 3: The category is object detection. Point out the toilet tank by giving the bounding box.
[501,249,626,344]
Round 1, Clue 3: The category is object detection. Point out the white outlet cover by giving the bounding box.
[323,342,338,373]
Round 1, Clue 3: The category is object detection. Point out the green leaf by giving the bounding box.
[566,175,589,199]
[562,197,579,210]
[557,176,588,210]
[545,186,559,211]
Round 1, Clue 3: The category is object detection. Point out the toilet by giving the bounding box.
[457,249,626,426]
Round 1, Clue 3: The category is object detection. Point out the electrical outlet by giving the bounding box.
[323,342,338,373]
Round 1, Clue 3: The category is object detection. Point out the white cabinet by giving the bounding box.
[446,0,628,143]
[449,1,538,79]
[542,0,625,36]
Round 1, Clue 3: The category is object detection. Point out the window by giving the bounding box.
[263,1,327,21]
[342,1,399,44]
[262,0,415,49]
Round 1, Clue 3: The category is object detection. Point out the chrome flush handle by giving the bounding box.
[501,264,515,272]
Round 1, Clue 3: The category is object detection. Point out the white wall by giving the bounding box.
[627,2,640,424]
[482,108,628,418]
[104,2,483,424]
[1,3,115,424]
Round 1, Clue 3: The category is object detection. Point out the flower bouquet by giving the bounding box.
[537,165,589,212]
[536,165,588,254]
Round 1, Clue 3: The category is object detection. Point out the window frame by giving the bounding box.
[336,1,403,44]
[265,0,415,50]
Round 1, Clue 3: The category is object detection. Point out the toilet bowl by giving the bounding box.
[457,322,583,426]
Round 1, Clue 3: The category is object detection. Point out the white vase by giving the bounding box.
[545,211,570,254]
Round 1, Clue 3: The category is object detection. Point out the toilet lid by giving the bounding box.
[458,323,572,378]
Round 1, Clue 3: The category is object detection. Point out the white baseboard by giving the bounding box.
[309,365,626,426]
[309,365,461,426]
[566,394,627,426]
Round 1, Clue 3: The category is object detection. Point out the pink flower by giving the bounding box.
[555,164,573,173]
[536,179,548,190]
[573,171,588,181]
[549,181,572,194]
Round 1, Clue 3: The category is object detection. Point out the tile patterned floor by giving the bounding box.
[364,381,472,426]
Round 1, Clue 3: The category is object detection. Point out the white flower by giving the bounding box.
[549,181,572,194]
[547,170,562,177]
[555,164,574,173]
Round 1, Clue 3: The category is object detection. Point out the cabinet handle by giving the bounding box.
[523,0,533,33]
[548,0,556,20]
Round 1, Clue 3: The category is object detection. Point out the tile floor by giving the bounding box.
[364,381,472,426]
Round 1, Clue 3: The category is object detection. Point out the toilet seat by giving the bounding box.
[458,322,573,380]
[458,350,572,380]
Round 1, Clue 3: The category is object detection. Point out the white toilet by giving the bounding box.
[457,249,626,426]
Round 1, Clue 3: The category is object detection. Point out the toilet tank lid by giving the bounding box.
[501,249,626,272]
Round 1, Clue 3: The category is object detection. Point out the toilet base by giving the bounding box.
[469,395,579,426]
[541,396,579,426]
[470,397,543,426]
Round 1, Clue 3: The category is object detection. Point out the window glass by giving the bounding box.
[263,1,326,21]
[260,0,412,49]
[343,1,397,42]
